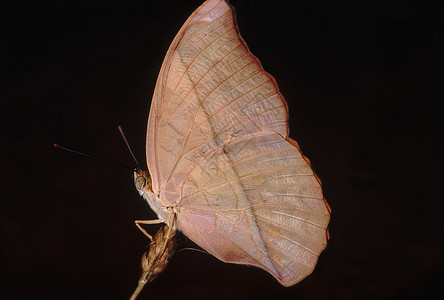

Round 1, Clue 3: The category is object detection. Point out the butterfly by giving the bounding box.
[132,0,331,293]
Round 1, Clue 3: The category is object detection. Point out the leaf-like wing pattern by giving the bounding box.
[177,133,330,286]
[147,0,288,193]
[145,0,330,286]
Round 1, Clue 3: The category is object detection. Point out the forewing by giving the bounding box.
[147,0,288,193]
[177,133,330,286]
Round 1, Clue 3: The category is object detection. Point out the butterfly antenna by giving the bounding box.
[53,144,134,170]
[118,125,141,170]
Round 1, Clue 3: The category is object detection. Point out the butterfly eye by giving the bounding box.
[135,176,146,191]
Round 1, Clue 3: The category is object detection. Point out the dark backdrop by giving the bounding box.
[2,0,443,299]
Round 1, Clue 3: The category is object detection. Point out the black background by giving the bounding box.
[2,0,443,299]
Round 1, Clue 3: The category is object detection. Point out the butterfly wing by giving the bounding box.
[177,133,330,286]
[147,0,287,194]
[146,0,330,285]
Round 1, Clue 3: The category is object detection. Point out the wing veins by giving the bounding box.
[211,211,279,273]
[182,97,282,165]
[156,1,229,115]
[162,34,241,126]
[181,202,326,214]
[200,165,312,192]
[271,210,325,230]
[166,65,271,178]
[192,77,276,130]
[161,10,232,116]
[241,184,320,192]
[203,104,286,149]
[187,143,295,195]
[163,48,255,185]
[244,212,319,257]
[150,1,231,186]
[162,25,236,124]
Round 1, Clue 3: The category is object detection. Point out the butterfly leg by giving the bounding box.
[165,213,175,239]
[135,219,163,241]
[156,213,176,254]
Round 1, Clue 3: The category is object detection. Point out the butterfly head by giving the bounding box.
[134,170,153,196]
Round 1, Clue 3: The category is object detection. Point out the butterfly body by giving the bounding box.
[134,170,174,225]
